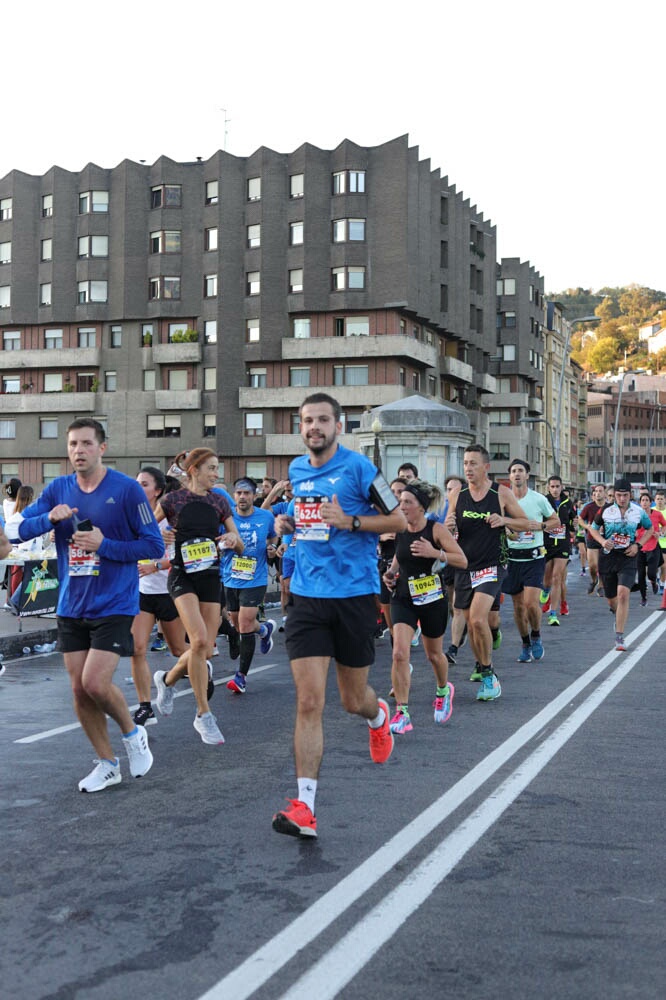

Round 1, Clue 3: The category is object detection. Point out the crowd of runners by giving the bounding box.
[2,396,665,839]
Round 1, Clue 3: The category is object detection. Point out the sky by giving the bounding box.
[3,0,663,295]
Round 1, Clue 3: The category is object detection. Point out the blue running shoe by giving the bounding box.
[410,625,422,648]
[530,636,544,660]
[259,619,276,655]
[226,671,246,694]
[476,671,501,701]
[151,637,167,652]
[516,646,532,663]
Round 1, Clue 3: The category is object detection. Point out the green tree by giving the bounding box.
[596,296,620,322]
[587,336,622,373]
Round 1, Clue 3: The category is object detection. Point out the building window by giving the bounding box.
[149,276,181,300]
[289,367,310,387]
[150,230,181,254]
[44,373,63,392]
[501,311,516,328]
[205,227,218,251]
[204,320,217,344]
[291,412,300,434]
[78,280,108,304]
[246,319,260,343]
[42,462,61,484]
[247,224,261,248]
[147,413,181,437]
[203,413,216,438]
[168,369,187,390]
[141,323,154,346]
[290,174,304,199]
[0,198,13,220]
[110,325,122,348]
[248,367,266,388]
[3,330,20,350]
[502,344,516,361]
[2,376,20,394]
[245,412,263,436]
[332,218,366,242]
[143,370,156,391]
[0,285,10,308]
[78,327,96,347]
[151,185,182,209]
[41,194,53,218]
[332,170,365,194]
[0,420,16,439]
[290,221,304,245]
[0,241,11,263]
[489,409,511,426]
[399,367,406,386]
[333,364,368,386]
[247,177,261,201]
[204,274,218,297]
[344,316,369,336]
[76,373,95,392]
[497,278,516,296]
[40,418,58,439]
[331,266,365,291]
[289,268,303,293]
[204,368,216,391]
[491,443,510,462]
[44,329,63,349]
[79,190,109,213]
[293,318,310,339]
[246,271,260,295]
[104,371,117,391]
[205,180,218,205]
[78,235,108,258]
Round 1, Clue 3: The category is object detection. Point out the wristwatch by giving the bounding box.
[350,516,362,532]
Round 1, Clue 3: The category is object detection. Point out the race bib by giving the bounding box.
[294,496,330,542]
[180,537,218,573]
[68,545,101,577]
[407,574,443,606]
[230,555,257,581]
[548,524,566,539]
[515,530,535,544]
[470,565,498,589]
[611,532,631,550]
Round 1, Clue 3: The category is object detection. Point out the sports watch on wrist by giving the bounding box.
[350,516,362,532]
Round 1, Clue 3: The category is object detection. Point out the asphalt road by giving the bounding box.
[2,566,665,1000]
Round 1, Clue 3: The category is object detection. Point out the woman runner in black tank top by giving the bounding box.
[383,480,467,735]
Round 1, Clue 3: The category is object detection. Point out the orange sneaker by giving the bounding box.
[272,798,317,838]
[369,698,394,763]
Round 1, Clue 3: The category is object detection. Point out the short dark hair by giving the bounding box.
[464,443,490,463]
[445,475,464,488]
[300,392,341,421]
[397,462,418,477]
[67,417,106,444]
[548,475,563,485]
[508,458,530,474]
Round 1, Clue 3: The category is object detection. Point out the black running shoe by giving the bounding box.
[133,704,157,727]
[445,645,457,665]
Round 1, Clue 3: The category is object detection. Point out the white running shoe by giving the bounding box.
[194,711,225,745]
[154,670,174,716]
[78,758,122,793]
[122,725,153,778]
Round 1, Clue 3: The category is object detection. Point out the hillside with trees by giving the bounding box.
[548,285,666,374]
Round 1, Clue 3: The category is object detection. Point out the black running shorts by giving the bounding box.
[57,615,134,656]
[285,593,377,668]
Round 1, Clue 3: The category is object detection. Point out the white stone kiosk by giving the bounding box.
[355,395,474,485]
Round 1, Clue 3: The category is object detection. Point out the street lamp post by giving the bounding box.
[554,315,599,475]
[611,371,639,484]
[519,416,558,479]
[646,401,662,488]
[371,417,382,472]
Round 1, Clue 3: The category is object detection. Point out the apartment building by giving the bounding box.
[543,301,588,492]
[587,374,666,487]
[0,135,500,487]
[485,258,545,482]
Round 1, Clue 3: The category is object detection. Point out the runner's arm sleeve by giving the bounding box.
[96,488,164,563]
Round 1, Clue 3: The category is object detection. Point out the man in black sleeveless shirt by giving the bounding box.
[447,444,531,701]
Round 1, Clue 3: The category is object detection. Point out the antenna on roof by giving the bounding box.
[220,108,231,151]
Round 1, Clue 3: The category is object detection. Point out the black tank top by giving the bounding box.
[455,484,506,571]
[394,519,443,601]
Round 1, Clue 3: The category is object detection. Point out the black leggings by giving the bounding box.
[637,547,662,598]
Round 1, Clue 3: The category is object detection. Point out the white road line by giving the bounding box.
[13,662,278,744]
[282,615,666,999]
[198,611,665,1000]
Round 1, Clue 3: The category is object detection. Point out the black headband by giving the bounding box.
[401,482,431,510]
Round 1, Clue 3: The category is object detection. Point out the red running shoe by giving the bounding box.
[541,598,551,615]
[560,601,570,616]
[272,798,317,838]
[369,698,394,763]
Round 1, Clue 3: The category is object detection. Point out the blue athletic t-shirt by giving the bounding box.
[288,445,380,598]
[11,469,163,618]
[221,505,275,589]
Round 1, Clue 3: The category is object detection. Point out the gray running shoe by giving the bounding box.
[154,670,174,716]
[194,711,225,745]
